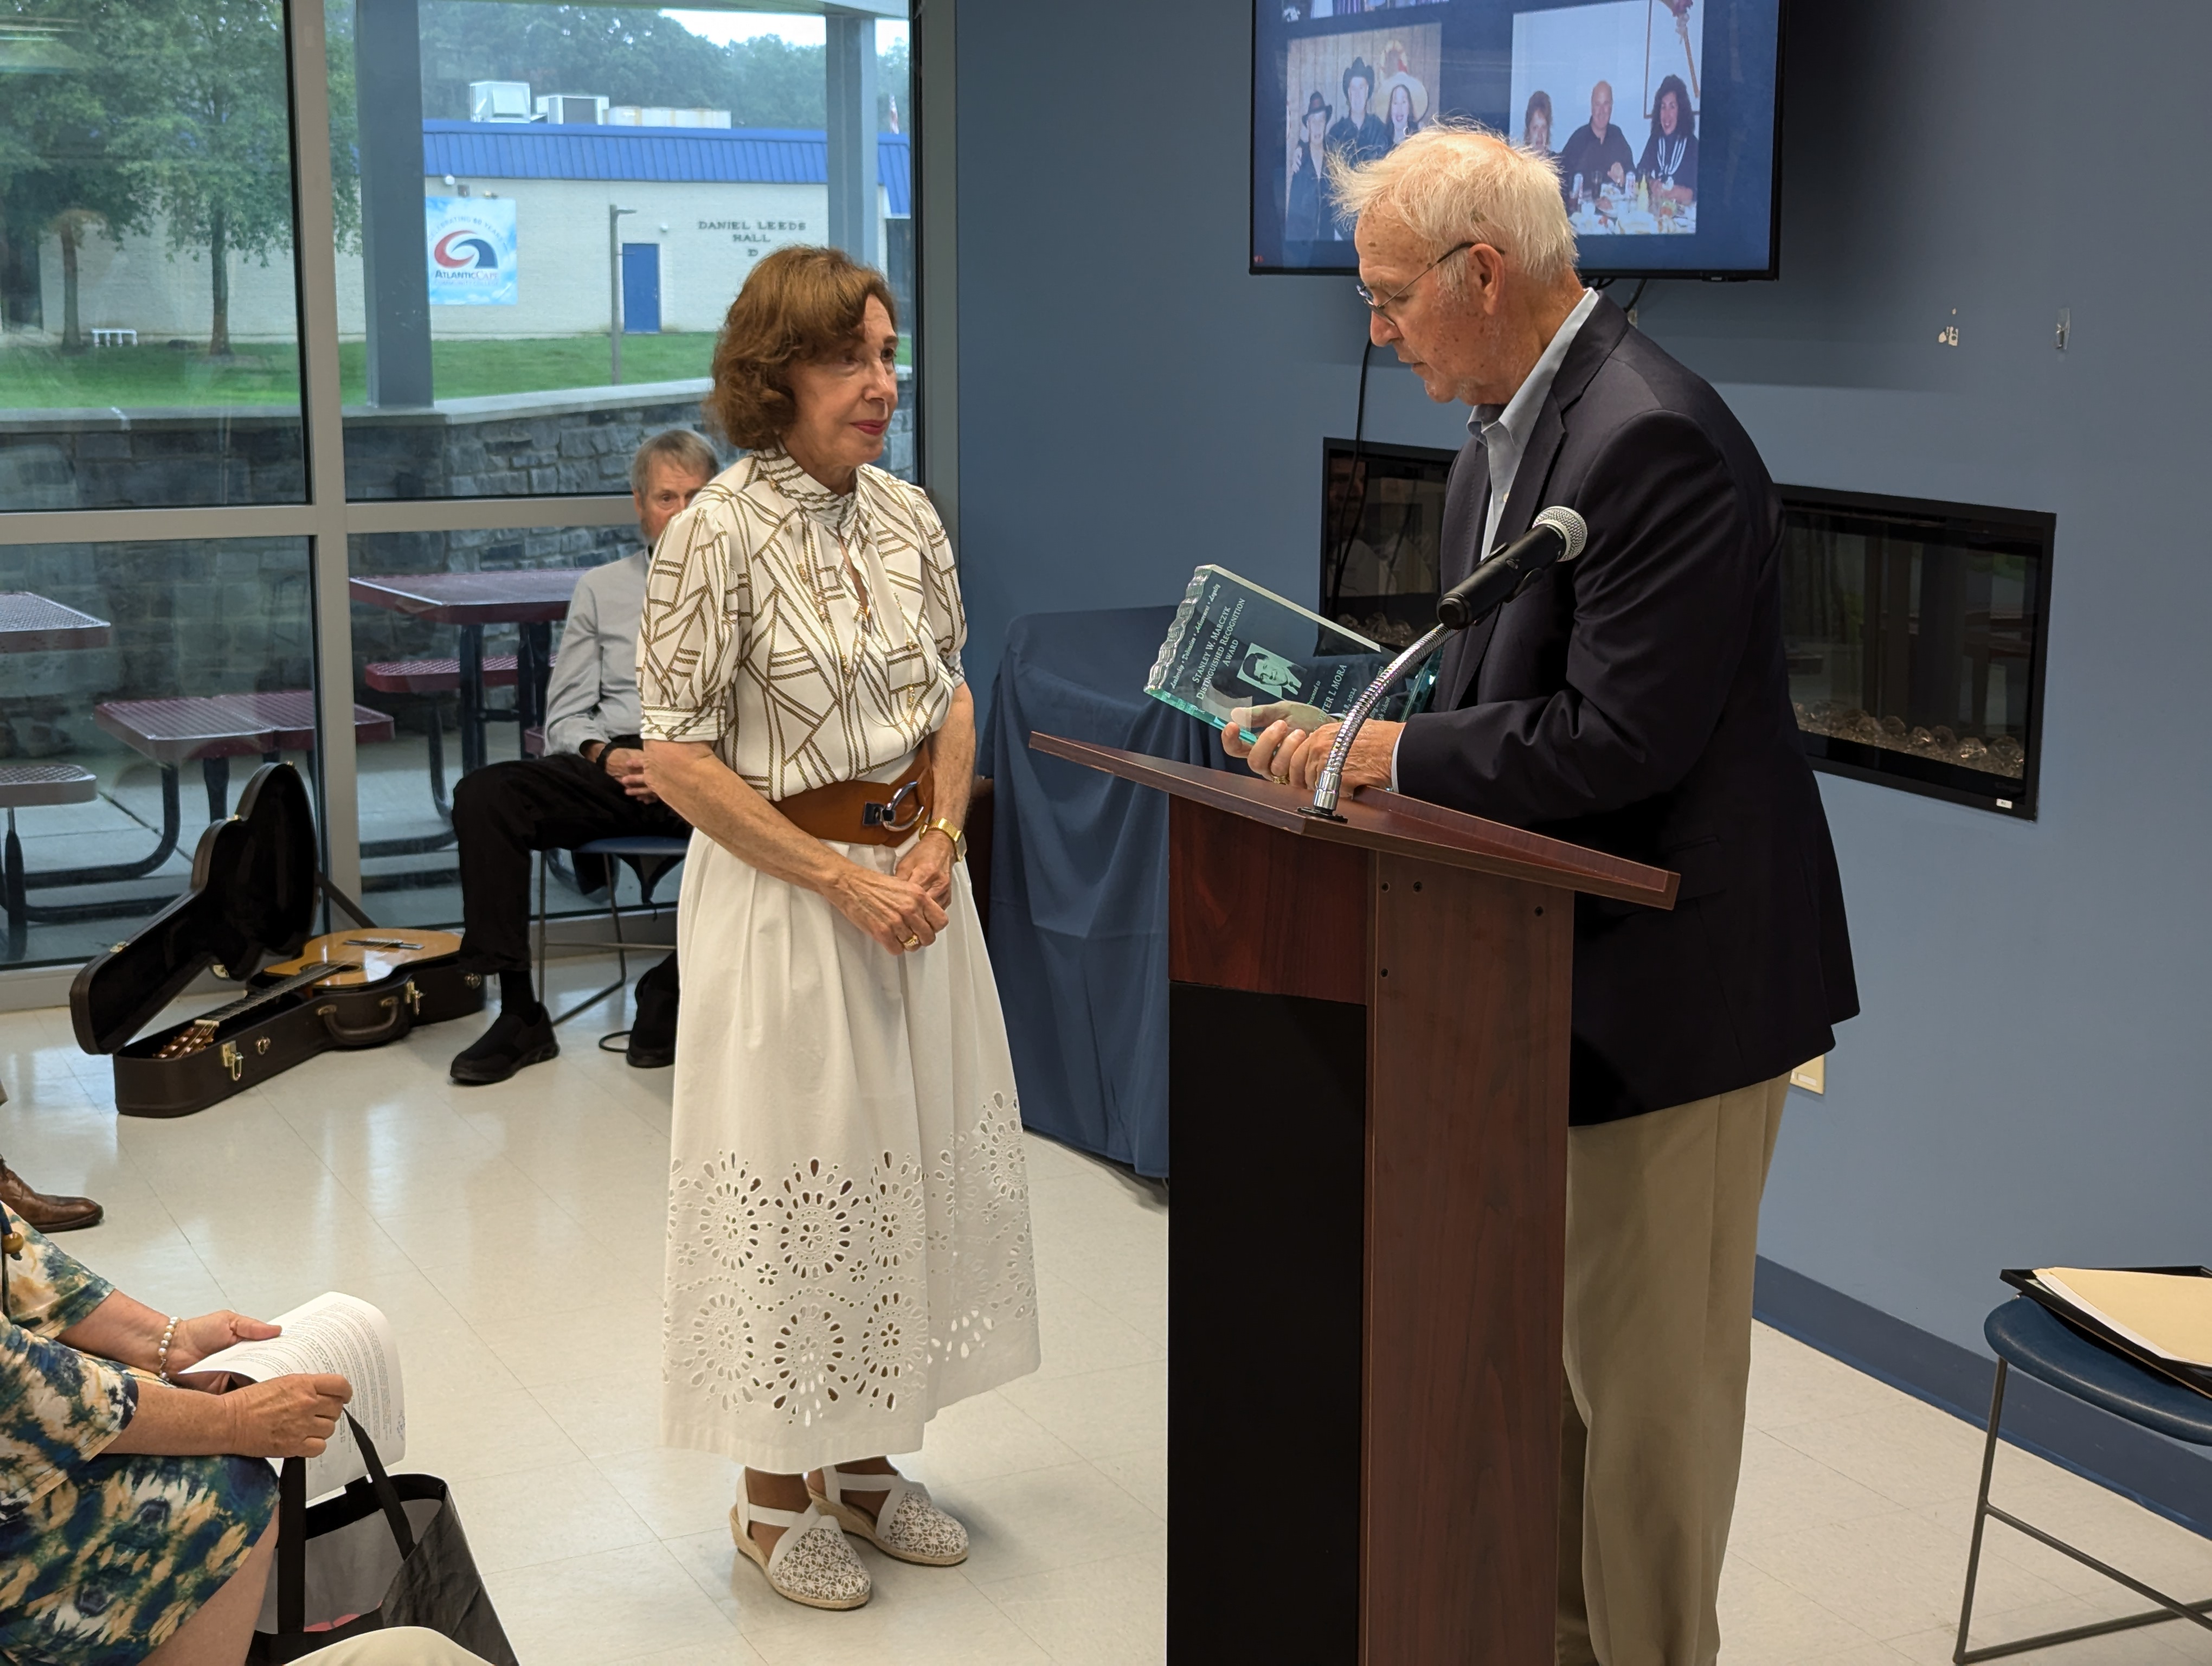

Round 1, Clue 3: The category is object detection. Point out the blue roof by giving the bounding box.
[422,120,912,216]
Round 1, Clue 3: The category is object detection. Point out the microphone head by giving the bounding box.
[1534,505,1589,561]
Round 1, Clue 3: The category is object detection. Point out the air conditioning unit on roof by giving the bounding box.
[469,80,532,123]
[608,105,732,128]
[536,93,608,125]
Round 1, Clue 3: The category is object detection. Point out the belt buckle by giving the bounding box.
[863,779,924,835]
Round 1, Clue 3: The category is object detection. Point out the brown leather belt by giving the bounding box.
[774,741,935,846]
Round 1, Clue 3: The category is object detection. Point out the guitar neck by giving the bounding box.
[161,962,360,1056]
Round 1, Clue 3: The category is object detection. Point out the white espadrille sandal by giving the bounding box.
[809,1464,970,1567]
[730,1492,872,1610]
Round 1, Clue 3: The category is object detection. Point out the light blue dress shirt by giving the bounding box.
[543,550,648,757]
[1388,287,1599,790]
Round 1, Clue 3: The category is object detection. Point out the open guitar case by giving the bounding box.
[70,763,486,1118]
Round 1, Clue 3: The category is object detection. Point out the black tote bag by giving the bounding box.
[248,1414,519,1665]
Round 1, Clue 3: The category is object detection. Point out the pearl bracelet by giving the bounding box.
[156,1316,179,1382]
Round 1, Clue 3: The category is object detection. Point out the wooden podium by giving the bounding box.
[1033,735,1677,1665]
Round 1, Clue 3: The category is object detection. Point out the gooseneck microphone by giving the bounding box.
[1301,505,1590,820]
[1437,505,1591,628]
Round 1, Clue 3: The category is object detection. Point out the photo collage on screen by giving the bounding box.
[1253,0,1780,278]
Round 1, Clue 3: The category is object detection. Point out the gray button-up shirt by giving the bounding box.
[543,550,648,756]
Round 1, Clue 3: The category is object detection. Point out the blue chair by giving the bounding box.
[534,834,689,1029]
[1954,1297,2212,1661]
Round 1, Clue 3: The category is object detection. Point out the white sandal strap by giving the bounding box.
[739,1499,812,1529]
[824,1465,915,1509]
[754,1500,844,1579]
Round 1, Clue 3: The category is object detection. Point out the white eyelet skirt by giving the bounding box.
[659,824,1040,1475]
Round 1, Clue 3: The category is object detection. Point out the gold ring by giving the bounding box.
[902,933,921,949]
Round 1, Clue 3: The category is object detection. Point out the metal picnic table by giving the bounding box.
[0,591,111,653]
[348,569,588,777]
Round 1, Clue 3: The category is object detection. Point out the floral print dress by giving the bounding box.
[0,1206,275,1666]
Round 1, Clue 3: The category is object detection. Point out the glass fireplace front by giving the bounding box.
[1319,438,1455,649]
[1779,486,2054,818]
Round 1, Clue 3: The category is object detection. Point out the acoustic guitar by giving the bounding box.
[154,930,463,1060]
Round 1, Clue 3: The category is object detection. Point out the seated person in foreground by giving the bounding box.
[0,1202,350,1666]
[449,428,715,1086]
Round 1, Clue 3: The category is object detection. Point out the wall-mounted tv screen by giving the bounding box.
[1252,0,1784,280]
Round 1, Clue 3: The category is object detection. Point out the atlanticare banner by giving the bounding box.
[426,197,518,305]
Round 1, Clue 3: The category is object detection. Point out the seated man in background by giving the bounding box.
[448,428,716,1086]
[1557,79,1634,202]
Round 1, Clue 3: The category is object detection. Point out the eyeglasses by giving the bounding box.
[1353,241,1477,318]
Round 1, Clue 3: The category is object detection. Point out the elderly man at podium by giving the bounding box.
[1226,126,1857,1666]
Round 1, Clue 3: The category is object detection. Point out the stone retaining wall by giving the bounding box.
[0,370,916,507]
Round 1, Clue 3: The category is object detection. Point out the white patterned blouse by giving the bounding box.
[637,446,966,799]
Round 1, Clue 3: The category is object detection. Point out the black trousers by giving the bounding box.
[453,752,690,976]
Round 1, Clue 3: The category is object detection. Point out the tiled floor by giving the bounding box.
[4,968,2208,1663]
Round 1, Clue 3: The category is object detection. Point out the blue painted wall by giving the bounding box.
[954,0,2212,1364]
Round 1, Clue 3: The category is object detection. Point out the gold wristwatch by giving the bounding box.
[924,817,968,861]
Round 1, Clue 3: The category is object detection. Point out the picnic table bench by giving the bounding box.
[94,690,399,869]
[364,653,519,821]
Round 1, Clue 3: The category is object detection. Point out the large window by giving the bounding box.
[0,0,310,508]
[348,517,647,924]
[0,537,312,966]
[330,0,916,497]
[0,0,924,971]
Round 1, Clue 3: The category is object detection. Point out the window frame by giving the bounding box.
[0,0,949,920]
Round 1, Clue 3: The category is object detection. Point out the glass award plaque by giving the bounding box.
[1145,565,1437,741]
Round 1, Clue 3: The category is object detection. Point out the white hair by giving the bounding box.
[1324,119,1578,292]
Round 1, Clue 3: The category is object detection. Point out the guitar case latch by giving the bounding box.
[219,1041,243,1082]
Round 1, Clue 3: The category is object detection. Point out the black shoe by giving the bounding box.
[627,964,678,1069]
[451,1004,558,1086]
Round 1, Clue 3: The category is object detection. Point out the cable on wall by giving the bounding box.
[1323,334,1377,623]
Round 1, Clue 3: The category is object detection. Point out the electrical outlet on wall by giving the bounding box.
[1937,308,1960,347]
[1790,1055,1826,1094]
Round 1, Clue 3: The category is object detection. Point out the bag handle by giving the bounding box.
[344,1412,416,1556]
[274,1411,416,1642]
[314,993,411,1047]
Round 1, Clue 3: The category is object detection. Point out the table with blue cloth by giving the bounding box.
[982,606,1235,1180]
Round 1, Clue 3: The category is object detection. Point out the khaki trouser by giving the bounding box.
[1555,1071,1792,1666]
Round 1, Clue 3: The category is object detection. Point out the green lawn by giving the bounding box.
[0,340,304,408]
[0,330,914,410]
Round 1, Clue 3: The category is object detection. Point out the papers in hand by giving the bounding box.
[2033,1268,2212,1370]
[187,1291,406,1500]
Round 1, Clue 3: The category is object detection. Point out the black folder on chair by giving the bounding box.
[2003,1265,2212,1401]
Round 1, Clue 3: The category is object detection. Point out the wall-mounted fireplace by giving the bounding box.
[1779,486,2054,819]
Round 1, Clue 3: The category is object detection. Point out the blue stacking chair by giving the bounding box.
[533,834,689,1030]
[1954,1296,2212,1661]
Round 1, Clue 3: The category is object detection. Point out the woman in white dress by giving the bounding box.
[640,246,1039,1612]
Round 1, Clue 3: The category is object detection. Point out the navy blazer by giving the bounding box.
[1394,296,1858,1124]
